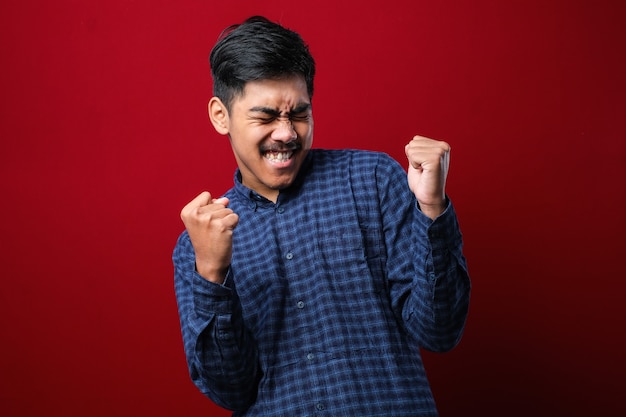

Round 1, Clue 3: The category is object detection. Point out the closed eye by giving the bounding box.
[248,103,311,123]
[255,116,277,123]
[288,103,312,122]
[290,113,311,122]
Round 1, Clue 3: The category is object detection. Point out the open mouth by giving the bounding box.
[264,151,294,162]
[261,142,302,164]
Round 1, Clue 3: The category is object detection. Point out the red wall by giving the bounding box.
[1,1,624,416]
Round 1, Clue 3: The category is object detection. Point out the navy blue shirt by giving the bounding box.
[173,149,470,416]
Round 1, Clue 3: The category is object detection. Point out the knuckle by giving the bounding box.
[180,207,192,221]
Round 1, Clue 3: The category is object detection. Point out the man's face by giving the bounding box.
[217,75,313,202]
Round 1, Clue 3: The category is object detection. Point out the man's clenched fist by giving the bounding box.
[180,192,239,284]
[405,135,450,220]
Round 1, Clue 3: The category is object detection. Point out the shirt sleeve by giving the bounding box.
[172,231,260,411]
[376,153,471,352]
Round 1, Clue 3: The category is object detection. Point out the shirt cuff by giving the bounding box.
[415,195,462,243]
[415,196,451,225]
[192,268,233,316]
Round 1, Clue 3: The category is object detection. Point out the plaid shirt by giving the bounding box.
[173,149,470,416]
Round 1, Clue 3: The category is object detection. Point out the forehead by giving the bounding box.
[234,75,310,111]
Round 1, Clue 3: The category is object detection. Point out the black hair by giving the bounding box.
[209,16,316,111]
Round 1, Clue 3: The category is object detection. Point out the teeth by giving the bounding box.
[265,151,293,162]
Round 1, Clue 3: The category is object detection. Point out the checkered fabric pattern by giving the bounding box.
[174,149,470,416]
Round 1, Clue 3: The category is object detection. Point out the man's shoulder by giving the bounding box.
[310,148,401,176]
[310,148,393,166]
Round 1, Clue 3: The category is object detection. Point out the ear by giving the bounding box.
[208,97,230,135]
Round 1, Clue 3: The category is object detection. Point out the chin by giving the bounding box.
[271,177,296,190]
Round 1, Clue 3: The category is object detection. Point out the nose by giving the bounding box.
[270,118,297,142]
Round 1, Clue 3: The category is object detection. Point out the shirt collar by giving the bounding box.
[232,150,315,208]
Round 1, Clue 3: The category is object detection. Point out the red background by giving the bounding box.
[1,1,624,416]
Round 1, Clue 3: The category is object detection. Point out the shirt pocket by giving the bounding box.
[317,223,386,295]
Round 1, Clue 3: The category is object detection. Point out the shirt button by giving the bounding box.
[277,207,285,214]
[297,301,305,309]
[306,353,314,360]
[429,272,436,281]
[316,403,325,411]
[286,252,293,260]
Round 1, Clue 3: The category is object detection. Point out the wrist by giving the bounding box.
[195,262,228,284]
[418,198,447,220]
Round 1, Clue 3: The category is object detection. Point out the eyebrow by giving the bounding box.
[248,103,312,117]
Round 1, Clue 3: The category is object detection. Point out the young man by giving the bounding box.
[174,16,470,416]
